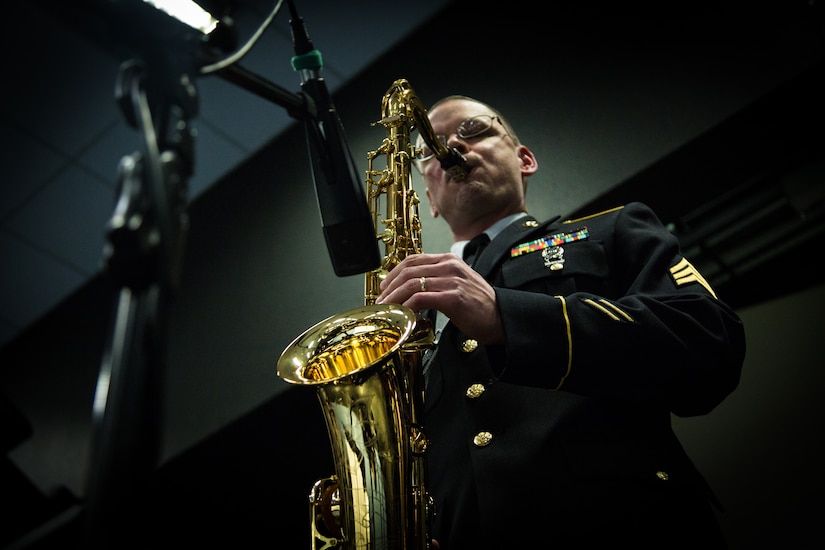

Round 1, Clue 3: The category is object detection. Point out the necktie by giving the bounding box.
[463,233,490,267]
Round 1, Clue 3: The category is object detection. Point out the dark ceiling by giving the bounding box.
[0,0,453,349]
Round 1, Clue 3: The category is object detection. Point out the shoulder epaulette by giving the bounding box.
[561,205,625,225]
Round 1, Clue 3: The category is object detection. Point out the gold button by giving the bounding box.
[656,471,669,481]
[466,383,485,398]
[473,431,493,447]
[461,339,478,353]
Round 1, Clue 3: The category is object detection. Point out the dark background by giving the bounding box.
[2,1,824,548]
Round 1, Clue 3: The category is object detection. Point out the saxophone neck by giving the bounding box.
[398,80,468,181]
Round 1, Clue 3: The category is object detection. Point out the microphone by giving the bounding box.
[288,1,381,277]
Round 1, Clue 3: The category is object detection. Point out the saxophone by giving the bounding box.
[277,79,461,550]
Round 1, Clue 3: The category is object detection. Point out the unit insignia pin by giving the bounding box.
[542,246,565,270]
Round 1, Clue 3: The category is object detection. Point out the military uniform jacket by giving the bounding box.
[424,202,746,549]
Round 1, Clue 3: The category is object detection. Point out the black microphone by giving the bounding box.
[288,1,381,277]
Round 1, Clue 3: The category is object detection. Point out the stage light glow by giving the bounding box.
[143,0,219,34]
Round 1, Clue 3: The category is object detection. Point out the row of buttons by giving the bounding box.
[459,337,672,483]
[462,338,492,447]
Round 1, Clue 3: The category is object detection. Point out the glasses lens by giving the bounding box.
[457,115,494,139]
[416,116,497,163]
[416,135,446,161]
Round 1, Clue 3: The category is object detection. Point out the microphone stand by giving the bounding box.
[83,6,378,548]
[84,51,195,549]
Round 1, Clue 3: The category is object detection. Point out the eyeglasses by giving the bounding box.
[415,114,507,163]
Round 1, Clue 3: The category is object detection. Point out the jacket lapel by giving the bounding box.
[473,215,560,277]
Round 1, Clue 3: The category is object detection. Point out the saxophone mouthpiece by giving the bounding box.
[439,148,468,182]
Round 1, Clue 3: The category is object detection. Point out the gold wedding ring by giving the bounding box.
[419,276,427,292]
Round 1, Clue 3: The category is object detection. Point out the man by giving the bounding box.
[376,95,746,548]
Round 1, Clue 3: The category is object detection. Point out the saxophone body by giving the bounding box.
[277,79,439,550]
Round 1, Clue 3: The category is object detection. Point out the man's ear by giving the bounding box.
[518,146,539,176]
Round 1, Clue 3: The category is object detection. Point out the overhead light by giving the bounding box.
[143,0,219,35]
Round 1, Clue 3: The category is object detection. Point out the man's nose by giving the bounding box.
[445,133,468,152]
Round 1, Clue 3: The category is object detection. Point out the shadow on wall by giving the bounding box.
[673,282,825,548]
[1,384,332,549]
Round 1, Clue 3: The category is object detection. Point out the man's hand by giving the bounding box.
[377,253,504,345]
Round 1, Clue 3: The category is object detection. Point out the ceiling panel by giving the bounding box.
[0,0,454,349]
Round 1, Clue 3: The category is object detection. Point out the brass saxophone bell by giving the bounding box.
[278,79,438,550]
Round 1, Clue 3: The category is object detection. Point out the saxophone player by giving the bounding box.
[376,95,746,549]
